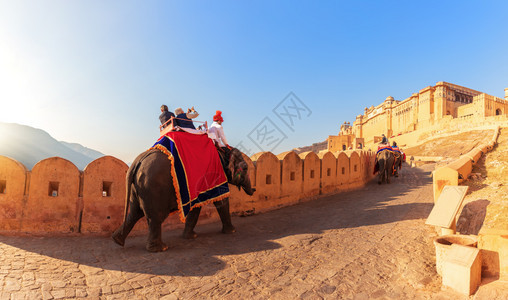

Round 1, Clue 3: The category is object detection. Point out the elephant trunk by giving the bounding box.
[241,176,256,196]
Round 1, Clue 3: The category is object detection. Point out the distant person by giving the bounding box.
[377,134,391,152]
[380,134,390,145]
[392,141,406,162]
[391,141,400,152]
[175,107,199,129]
[208,110,230,149]
[159,105,175,128]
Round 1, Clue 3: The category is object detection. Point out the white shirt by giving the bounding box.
[208,121,228,147]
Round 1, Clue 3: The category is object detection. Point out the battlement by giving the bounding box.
[0,150,377,235]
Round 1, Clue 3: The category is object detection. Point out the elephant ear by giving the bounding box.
[227,148,238,175]
[227,148,243,180]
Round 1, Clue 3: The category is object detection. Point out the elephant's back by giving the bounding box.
[134,149,172,183]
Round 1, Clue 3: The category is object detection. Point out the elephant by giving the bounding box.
[377,150,394,184]
[392,151,403,177]
[112,147,255,252]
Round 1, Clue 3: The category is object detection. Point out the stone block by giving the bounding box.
[433,234,477,276]
[426,185,468,230]
[432,167,459,203]
[442,244,481,295]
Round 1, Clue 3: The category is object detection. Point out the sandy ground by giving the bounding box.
[403,130,494,159]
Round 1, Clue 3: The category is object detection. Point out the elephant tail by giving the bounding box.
[121,161,136,235]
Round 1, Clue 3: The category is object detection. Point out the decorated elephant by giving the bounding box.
[391,142,403,177]
[377,149,394,184]
[392,151,403,177]
[112,147,255,252]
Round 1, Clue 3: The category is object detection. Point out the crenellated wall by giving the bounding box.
[0,156,27,232]
[24,157,81,233]
[0,149,376,235]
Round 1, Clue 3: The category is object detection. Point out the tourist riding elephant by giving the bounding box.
[377,150,394,184]
[112,147,255,252]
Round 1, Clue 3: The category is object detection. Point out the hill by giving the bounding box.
[0,122,104,170]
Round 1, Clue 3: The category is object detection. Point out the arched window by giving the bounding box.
[342,145,346,151]
[496,109,502,116]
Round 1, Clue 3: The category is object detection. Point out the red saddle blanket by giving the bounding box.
[151,131,230,222]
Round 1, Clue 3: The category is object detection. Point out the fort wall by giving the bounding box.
[318,151,337,195]
[0,149,376,235]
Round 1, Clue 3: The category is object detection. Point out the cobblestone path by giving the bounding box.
[1,164,506,299]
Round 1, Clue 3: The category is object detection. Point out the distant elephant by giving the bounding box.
[377,150,394,184]
[112,147,255,252]
[393,151,403,177]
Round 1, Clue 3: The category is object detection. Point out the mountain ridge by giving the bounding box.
[0,122,105,170]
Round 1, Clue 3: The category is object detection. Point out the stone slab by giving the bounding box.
[426,185,468,228]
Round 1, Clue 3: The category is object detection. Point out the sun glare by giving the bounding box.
[0,37,47,126]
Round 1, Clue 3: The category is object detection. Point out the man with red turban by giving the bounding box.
[208,110,230,149]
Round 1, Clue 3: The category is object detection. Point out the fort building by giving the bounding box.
[327,121,365,152]
[328,82,508,150]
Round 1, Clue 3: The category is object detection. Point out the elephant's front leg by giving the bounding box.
[146,218,168,252]
[182,207,201,239]
[214,199,235,234]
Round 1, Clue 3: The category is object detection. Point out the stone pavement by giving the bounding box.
[1,164,507,299]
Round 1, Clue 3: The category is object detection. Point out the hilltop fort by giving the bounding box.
[327,81,507,151]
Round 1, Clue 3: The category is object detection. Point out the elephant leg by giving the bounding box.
[386,169,391,184]
[112,201,144,247]
[146,218,168,252]
[214,199,235,234]
[182,207,201,239]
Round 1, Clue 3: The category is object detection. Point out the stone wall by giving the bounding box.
[0,149,376,236]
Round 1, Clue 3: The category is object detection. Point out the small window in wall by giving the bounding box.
[102,181,112,197]
[310,170,315,179]
[0,180,6,194]
[266,174,272,185]
[48,181,59,197]
[327,168,331,177]
[354,165,358,172]
[290,172,295,181]
[341,167,345,175]
[496,109,502,116]
[342,145,346,151]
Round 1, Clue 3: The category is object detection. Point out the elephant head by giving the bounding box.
[226,148,256,195]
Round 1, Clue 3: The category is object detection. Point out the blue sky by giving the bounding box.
[1,1,507,162]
